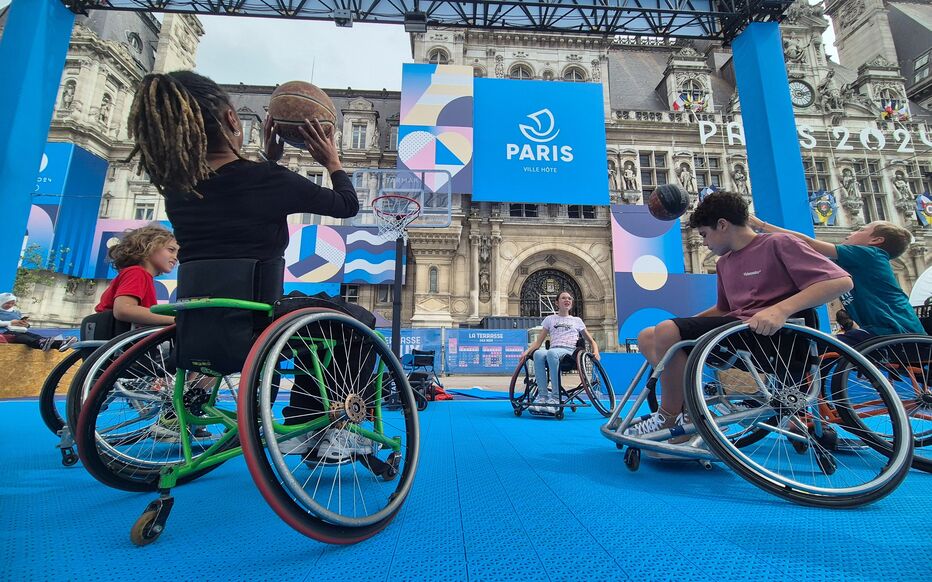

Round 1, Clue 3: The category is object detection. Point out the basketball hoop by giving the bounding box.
[372,194,421,242]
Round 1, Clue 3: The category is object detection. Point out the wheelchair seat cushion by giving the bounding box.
[80,310,131,341]
[273,291,376,330]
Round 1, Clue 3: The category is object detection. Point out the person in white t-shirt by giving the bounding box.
[522,291,600,412]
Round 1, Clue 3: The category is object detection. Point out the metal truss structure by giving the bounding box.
[59,0,793,42]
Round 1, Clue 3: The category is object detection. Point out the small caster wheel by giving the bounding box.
[700,460,713,471]
[513,407,522,417]
[555,409,565,420]
[130,510,163,546]
[130,496,174,547]
[570,406,577,413]
[624,448,640,472]
[60,447,79,467]
[380,452,400,481]
[816,451,836,476]
[616,442,624,450]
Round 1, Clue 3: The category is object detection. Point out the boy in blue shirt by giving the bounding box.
[747,219,925,336]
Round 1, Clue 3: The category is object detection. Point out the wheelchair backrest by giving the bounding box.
[175,258,284,375]
[80,310,131,341]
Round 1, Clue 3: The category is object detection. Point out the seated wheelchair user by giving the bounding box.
[511,291,614,419]
[38,309,167,466]
[74,258,419,545]
[602,191,913,507]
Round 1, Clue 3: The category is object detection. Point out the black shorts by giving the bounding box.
[671,316,740,341]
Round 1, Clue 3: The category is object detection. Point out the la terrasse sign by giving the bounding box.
[699,120,932,153]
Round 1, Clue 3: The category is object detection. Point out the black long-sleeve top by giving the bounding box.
[164,159,359,263]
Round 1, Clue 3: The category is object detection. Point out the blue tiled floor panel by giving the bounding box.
[2,400,930,581]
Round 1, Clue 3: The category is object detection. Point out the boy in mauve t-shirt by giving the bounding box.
[627,191,853,437]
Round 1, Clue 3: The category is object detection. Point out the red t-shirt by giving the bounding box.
[96,265,158,312]
[715,233,849,319]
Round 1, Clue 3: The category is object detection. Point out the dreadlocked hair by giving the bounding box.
[126,71,241,197]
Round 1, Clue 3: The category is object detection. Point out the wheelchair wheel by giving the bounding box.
[38,350,84,434]
[837,334,932,473]
[509,358,537,413]
[238,309,419,544]
[684,322,912,508]
[75,325,239,492]
[64,327,163,437]
[578,353,616,417]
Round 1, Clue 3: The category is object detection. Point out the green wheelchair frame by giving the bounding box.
[120,298,404,544]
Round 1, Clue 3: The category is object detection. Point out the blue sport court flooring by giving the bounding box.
[2,399,930,581]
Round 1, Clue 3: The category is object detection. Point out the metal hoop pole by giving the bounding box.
[391,234,404,358]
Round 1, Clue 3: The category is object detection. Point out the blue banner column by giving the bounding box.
[733,22,830,329]
[733,22,812,236]
[0,0,75,291]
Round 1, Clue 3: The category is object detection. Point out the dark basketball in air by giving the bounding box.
[647,184,690,221]
[267,81,337,147]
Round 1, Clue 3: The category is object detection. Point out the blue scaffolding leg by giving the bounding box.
[0,0,74,291]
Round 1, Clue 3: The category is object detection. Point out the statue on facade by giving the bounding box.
[479,270,490,297]
[840,168,860,198]
[783,39,807,64]
[622,161,638,191]
[731,164,749,196]
[334,130,343,152]
[893,172,912,200]
[677,163,697,194]
[61,80,75,110]
[607,161,619,190]
[817,70,844,111]
[249,121,261,145]
[98,94,112,125]
[369,126,380,149]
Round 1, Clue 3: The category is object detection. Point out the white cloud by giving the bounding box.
[194,16,413,90]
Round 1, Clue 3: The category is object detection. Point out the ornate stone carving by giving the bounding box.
[677,162,697,194]
[783,38,808,64]
[675,47,701,58]
[865,54,896,69]
[836,0,865,29]
[479,270,490,302]
[622,160,639,191]
[494,55,505,78]
[893,171,912,201]
[83,279,97,297]
[590,59,601,82]
[98,94,112,125]
[61,80,76,110]
[479,236,491,264]
[65,277,80,296]
[817,69,844,112]
[731,164,749,196]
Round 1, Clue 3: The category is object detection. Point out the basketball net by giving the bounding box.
[372,195,421,242]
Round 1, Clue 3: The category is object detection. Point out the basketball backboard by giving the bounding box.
[351,168,452,230]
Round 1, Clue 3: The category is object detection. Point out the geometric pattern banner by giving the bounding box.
[611,205,717,345]
[398,63,473,194]
[89,220,403,303]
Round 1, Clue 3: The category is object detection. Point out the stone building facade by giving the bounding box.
[8,1,931,350]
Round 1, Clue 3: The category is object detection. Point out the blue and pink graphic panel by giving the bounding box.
[611,205,717,345]
[398,64,473,195]
[89,220,403,303]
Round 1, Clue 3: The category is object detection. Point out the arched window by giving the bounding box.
[473,67,485,78]
[126,32,143,53]
[509,64,534,80]
[541,70,554,81]
[679,78,705,101]
[428,267,439,293]
[563,67,586,82]
[427,48,450,65]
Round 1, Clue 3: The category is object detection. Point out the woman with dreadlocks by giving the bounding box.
[126,70,361,453]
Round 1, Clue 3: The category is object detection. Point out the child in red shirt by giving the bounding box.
[95,225,178,327]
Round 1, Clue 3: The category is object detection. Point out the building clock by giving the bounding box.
[789,80,815,108]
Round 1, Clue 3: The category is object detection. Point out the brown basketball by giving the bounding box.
[267,81,337,147]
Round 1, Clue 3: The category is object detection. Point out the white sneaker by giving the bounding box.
[623,410,678,437]
[278,431,321,455]
[546,396,560,413]
[317,428,375,461]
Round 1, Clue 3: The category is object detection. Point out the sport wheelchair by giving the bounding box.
[38,311,165,466]
[510,337,615,419]
[74,259,419,545]
[602,315,913,508]
[402,348,444,411]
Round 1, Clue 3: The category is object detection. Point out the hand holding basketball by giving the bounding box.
[646,184,690,221]
[262,115,284,162]
[298,118,341,173]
